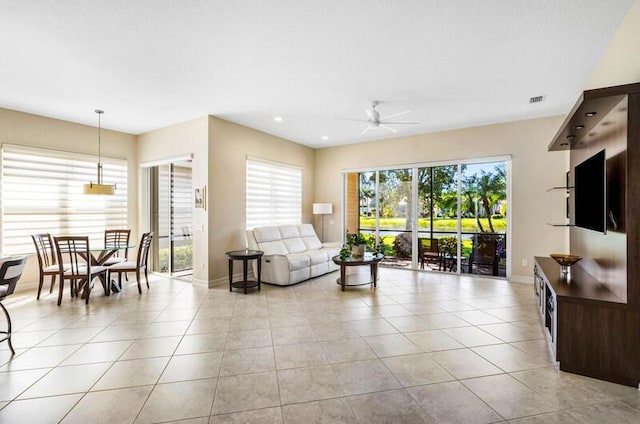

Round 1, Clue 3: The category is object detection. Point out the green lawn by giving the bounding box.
[376,235,474,257]
[158,244,193,273]
[359,217,507,233]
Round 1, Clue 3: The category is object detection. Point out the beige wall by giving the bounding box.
[208,117,315,283]
[314,116,568,282]
[0,107,138,289]
[136,116,209,284]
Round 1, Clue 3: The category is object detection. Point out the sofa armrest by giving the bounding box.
[262,254,289,267]
[254,254,292,285]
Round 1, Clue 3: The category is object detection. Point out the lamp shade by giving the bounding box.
[313,203,333,215]
[84,182,116,195]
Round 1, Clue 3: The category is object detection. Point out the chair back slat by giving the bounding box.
[105,229,131,259]
[31,233,56,268]
[137,232,154,268]
[54,236,90,277]
[0,257,28,298]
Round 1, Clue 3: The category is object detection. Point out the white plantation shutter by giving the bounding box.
[246,158,302,229]
[1,144,128,254]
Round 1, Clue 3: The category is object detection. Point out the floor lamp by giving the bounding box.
[312,203,333,242]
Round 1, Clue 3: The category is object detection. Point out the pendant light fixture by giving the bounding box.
[84,109,116,195]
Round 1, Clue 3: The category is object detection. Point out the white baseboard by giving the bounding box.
[208,271,250,288]
[15,280,39,294]
[190,278,209,287]
[509,274,532,284]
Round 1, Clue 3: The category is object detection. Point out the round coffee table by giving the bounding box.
[332,253,384,291]
[226,249,263,294]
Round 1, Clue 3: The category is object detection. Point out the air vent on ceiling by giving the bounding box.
[529,95,544,104]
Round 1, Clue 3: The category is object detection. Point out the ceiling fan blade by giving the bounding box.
[380,121,420,125]
[360,126,371,136]
[381,110,411,120]
[336,118,369,123]
[380,124,397,133]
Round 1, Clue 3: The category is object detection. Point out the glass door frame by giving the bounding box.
[342,155,512,279]
[140,154,194,276]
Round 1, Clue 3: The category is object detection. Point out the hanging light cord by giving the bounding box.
[95,109,104,184]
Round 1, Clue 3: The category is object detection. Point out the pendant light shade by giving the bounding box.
[84,109,116,195]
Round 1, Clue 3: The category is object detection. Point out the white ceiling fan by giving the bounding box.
[340,101,419,135]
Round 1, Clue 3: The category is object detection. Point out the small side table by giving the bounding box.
[226,249,263,294]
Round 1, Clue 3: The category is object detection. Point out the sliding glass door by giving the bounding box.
[460,162,507,277]
[344,158,508,277]
[417,165,459,272]
[150,160,193,275]
[378,169,413,267]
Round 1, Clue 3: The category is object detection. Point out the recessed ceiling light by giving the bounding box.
[560,142,568,146]
[322,136,329,140]
[574,124,584,130]
[584,111,597,117]
[273,116,283,122]
[566,135,575,140]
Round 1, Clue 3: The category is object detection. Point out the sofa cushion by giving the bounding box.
[253,226,282,243]
[298,224,323,249]
[283,237,306,253]
[279,225,301,239]
[277,225,305,253]
[306,249,329,265]
[301,236,322,250]
[297,224,316,237]
[257,240,288,255]
[287,253,310,270]
[320,245,341,258]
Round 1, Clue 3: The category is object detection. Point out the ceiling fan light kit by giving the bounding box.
[339,101,419,135]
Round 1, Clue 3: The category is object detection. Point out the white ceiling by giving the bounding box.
[0,0,634,148]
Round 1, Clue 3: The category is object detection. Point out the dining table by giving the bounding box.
[68,242,136,297]
[86,243,136,294]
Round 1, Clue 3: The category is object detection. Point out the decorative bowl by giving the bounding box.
[550,254,582,275]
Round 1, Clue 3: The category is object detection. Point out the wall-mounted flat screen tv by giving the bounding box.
[574,149,606,233]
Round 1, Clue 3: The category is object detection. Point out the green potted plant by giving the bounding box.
[346,231,367,258]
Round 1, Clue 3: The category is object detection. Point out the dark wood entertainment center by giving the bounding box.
[539,82,640,387]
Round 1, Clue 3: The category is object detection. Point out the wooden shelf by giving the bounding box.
[548,82,640,151]
[535,256,624,304]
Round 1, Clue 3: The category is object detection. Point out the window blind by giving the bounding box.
[171,164,193,241]
[1,144,128,254]
[246,158,302,229]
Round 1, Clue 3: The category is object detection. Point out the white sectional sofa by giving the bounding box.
[246,224,341,286]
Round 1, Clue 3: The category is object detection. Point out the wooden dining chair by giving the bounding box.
[108,232,153,294]
[31,233,65,300]
[104,229,131,265]
[0,256,27,354]
[53,236,109,305]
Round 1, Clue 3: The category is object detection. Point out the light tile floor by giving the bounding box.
[0,268,639,423]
